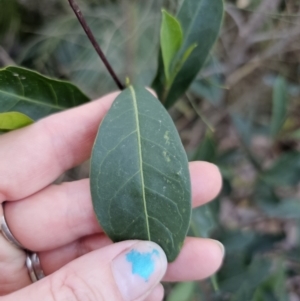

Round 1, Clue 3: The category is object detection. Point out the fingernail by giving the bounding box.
[211,239,225,257]
[112,241,167,301]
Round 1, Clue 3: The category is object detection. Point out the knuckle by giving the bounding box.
[49,268,104,301]
[37,118,72,172]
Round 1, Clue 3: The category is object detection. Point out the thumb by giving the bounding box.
[4,240,168,301]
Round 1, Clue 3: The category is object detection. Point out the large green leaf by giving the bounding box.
[90,86,191,262]
[153,0,224,108]
[0,112,33,130]
[270,76,288,138]
[161,9,183,81]
[0,66,90,120]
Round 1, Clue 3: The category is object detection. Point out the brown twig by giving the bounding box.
[68,0,124,90]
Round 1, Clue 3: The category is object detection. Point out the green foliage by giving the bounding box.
[17,1,167,97]
[255,181,300,219]
[1,0,300,299]
[153,0,224,107]
[0,112,33,130]
[191,75,224,107]
[0,0,19,39]
[190,203,217,238]
[271,76,289,138]
[231,113,254,147]
[252,259,288,301]
[192,131,217,162]
[0,66,90,120]
[189,132,218,238]
[90,86,191,262]
[215,230,287,297]
[160,9,183,81]
[260,152,300,186]
[227,258,273,300]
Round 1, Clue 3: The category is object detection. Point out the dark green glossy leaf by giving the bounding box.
[161,10,183,81]
[271,76,288,138]
[0,112,33,130]
[90,86,191,262]
[153,0,224,108]
[0,66,89,120]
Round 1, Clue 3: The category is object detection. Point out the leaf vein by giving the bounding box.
[130,86,151,240]
[109,170,140,204]
[7,69,25,96]
[0,90,65,110]
[47,82,58,106]
[110,108,134,122]
[138,113,169,130]
[117,215,143,235]
[143,162,180,184]
[141,136,178,159]
[148,216,175,248]
[96,129,138,193]
[144,185,182,219]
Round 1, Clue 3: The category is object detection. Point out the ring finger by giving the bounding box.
[0,206,31,295]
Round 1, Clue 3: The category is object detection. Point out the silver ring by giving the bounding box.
[26,252,45,282]
[0,203,24,249]
[26,252,38,283]
[0,203,45,283]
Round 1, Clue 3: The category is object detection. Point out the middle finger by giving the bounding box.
[5,161,221,251]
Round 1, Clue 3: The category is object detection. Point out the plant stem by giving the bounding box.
[68,0,124,90]
[185,93,215,132]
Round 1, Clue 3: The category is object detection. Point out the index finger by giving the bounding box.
[0,91,119,202]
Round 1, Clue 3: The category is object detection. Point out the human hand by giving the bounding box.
[0,91,224,301]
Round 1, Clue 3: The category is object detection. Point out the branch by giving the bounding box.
[68,0,124,90]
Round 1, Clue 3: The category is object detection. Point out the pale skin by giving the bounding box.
[0,91,224,301]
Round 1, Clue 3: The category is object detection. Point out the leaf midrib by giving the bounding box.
[178,2,202,49]
[0,89,65,110]
[129,86,151,240]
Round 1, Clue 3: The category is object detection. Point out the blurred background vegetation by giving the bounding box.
[1,0,300,299]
